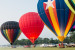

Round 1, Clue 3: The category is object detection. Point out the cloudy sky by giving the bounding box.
[0,0,57,45]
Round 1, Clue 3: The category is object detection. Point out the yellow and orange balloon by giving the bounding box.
[37,0,75,42]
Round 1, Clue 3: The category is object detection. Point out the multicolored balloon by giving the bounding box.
[65,0,75,14]
[37,0,75,42]
[1,21,21,45]
[19,12,44,44]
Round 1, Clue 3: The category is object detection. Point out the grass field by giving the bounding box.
[0,47,75,50]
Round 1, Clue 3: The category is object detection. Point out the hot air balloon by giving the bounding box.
[19,12,44,44]
[65,0,75,14]
[1,21,21,45]
[37,0,75,42]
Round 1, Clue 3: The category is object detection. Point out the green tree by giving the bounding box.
[43,38,49,44]
[63,37,70,44]
[35,37,43,44]
[50,38,55,43]
[70,32,75,43]
[54,39,59,44]
[13,40,20,45]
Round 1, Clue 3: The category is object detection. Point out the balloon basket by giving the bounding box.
[32,44,36,48]
[11,45,16,48]
[59,45,65,48]
[59,42,65,48]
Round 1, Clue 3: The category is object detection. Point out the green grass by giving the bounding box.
[0,47,75,50]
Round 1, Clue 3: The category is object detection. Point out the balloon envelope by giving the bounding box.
[37,0,75,42]
[65,0,75,14]
[19,12,44,43]
[1,21,21,45]
[73,25,75,29]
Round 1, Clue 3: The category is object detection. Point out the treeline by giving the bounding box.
[13,38,60,45]
[13,32,75,45]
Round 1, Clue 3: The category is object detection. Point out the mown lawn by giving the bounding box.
[0,47,75,50]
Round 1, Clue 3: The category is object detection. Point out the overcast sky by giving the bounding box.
[0,0,57,45]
